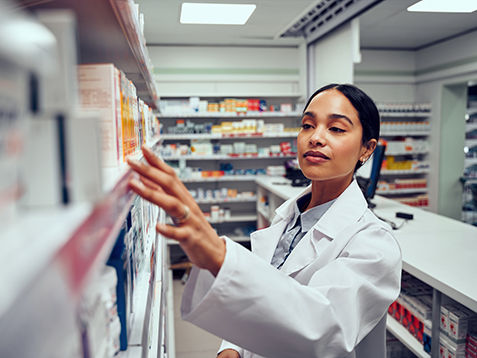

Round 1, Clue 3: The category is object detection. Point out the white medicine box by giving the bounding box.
[78,64,123,167]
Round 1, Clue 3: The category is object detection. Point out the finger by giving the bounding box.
[142,145,176,176]
[129,178,187,218]
[156,222,191,241]
[139,174,163,191]
[128,157,189,203]
[142,146,193,198]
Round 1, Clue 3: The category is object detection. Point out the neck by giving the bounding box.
[307,177,353,210]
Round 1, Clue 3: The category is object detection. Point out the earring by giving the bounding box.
[360,157,368,165]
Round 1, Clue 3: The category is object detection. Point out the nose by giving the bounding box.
[309,126,326,146]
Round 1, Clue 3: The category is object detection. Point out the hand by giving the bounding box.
[127,146,226,276]
[217,349,241,358]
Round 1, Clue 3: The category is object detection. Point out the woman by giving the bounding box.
[127,83,402,358]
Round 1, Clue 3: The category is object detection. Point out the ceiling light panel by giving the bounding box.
[407,0,477,13]
[180,3,257,25]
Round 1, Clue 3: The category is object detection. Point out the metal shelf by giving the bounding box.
[386,315,430,358]
[161,132,299,140]
[381,131,431,136]
[158,111,301,118]
[163,153,296,161]
[19,0,159,108]
[379,112,431,118]
[196,196,257,204]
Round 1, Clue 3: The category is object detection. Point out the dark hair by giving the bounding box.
[303,83,380,170]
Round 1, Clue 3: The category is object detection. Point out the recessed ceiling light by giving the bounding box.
[180,2,256,25]
[408,0,477,13]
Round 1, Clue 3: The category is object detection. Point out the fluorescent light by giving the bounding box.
[180,3,256,25]
[408,0,477,13]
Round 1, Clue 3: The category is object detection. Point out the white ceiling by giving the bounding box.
[136,0,477,50]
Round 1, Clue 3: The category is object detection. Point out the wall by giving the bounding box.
[310,20,360,90]
[415,29,477,219]
[148,45,306,100]
[354,29,477,217]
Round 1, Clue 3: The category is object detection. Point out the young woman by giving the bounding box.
[127,84,402,358]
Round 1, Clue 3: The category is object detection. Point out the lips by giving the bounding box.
[304,150,330,160]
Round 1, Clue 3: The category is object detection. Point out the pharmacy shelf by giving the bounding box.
[158,93,304,99]
[182,175,267,183]
[465,158,477,167]
[167,234,250,246]
[122,346,143,358]
[161,132,299,140]
[377,188,428,195]
[385,150,429,156]
[158,111,301,118]
[0,203,92,318]
[196,196,257,204]
[381,131,431,136]
[20,0,158,108]
[381,169,430,175]
[386,315,430,358]
[465,139,477,147]
[465,123,477,133]
[102,138,160,193]
[257,205,271,222]
[206,214,257,224]
[379,112,431,118]
[163,153,296,161]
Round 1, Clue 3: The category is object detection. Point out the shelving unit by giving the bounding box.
[0,1,168,357]
[378,105,432,208]
[17,0,159,108]
[159,97,303,254]
[462,105,477,225]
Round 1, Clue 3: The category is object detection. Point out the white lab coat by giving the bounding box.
[181,180,402,358]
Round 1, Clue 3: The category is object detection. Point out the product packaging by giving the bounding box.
[78,64,124,167]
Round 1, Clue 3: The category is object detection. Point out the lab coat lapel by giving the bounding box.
[279,180,367,276]
[279,230,318,276]
[250,220,288,263]
[251,185,312,264]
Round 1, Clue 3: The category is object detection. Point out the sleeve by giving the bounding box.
[218,340,244,357]
[181,230,401,358]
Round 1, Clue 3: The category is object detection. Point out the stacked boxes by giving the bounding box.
[106,196,158,351]
[388,273,433,350]
[78,64,160,167]
[439,302,477,358]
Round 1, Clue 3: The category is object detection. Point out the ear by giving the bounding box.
[360,139,377,162]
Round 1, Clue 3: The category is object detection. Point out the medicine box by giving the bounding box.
[78,64,123,167]
[441,304,459,334]
[467,332,477,358]
[449,310,472,341]
[423,319,432,353]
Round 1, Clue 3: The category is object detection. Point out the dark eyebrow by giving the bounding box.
[329,113,354,126]
[302,111,354,126]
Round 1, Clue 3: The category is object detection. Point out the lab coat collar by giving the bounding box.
[314,179,368,239]
[251,179,368,274]
[273,179,367,239]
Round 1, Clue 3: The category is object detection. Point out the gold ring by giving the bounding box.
[172,205,190,225]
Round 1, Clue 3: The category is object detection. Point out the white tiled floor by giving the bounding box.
[172,279,223,358]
